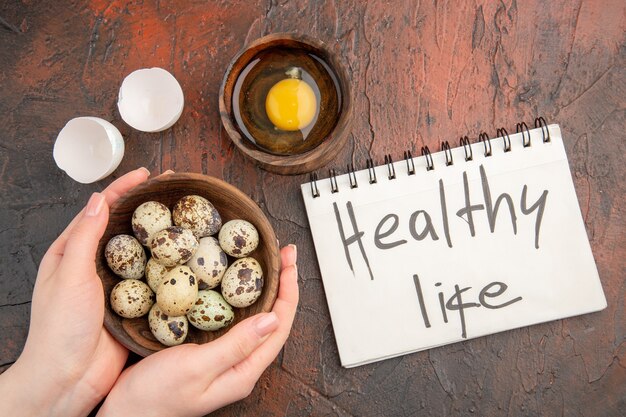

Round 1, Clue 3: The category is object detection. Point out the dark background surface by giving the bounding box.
[0,1,624,416]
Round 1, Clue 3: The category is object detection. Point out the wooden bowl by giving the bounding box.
[96,173,280,357]
[219,33,353,175]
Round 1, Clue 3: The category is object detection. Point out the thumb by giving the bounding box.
[199,312,279,378]
[59,192,109,276]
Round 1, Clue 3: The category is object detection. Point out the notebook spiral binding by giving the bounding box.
[309,117,551,198]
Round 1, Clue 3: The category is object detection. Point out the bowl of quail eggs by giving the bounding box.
[95,173,280,356]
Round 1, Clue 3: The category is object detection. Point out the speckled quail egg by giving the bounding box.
[131,201,172,246]
[156,265,199,316]
[148,303,188,346]
[145,258,173,292]
[105,234,147,279]
[221,257,264,308]
[187,290,235,331]
[172,195,221,238]
[185,237,228,290]
[110,279,154,318]
[150,226,198,267]
[218,219,259,258]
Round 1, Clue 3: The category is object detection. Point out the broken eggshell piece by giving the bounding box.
[53,117,124,184]
[117,67,184,132]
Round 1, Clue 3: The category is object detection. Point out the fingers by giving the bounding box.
[196,244,298,382]
[40,168,151,276]
[57,167,149,242]
[203,246,299,404]
[100,167,151,205]
[281,243,297,268]
[57,193,110,279]
[224,245,298,372]
[197,312,279,378]
[239,246,299,367]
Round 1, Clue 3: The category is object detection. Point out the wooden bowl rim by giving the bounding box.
[219,32,353,175]
[99,172,281,357]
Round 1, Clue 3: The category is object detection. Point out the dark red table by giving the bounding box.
[1,1,624,415]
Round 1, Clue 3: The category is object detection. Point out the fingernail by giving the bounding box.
[254,312,278,337]
[163,169,174,175]
[86,193,105,217]
[289,244,297,261]
[139,167,150,176]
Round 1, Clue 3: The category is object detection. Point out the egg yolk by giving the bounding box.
[265,78,317,131]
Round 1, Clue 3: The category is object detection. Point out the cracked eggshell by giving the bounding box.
[132,201,172,246]
[145,258,173,293]
[172,195,221,238]
[187,290,235,331]
[156,265,199,316]
[53,117,124,184]
[218,219,259,258]
[117,67,184,133]
[186,237,228,290]
[150,226,198,267]
[110,279,154,319]
[221,257,264,308]
[105,234,147,279]
[148,303,188,346]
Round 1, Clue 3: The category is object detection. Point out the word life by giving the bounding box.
[413,274,522,339]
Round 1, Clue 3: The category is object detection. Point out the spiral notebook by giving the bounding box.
[300,120,607,368]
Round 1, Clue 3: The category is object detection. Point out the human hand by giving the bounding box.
[0,167,151,417]
[97,245,299,417]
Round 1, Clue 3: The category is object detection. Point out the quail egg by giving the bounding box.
[110,279,154,318]
[145,258,172,292]
[221,257,264,308]
[187,290,235,331]
[156,265,199,316]
[172,195,221,238]
[185,237,228,290]
[148,303,188,346]
[218,219,259,258]
[132,201,172,246]
[105,234,147,279]
[150,226,198,267]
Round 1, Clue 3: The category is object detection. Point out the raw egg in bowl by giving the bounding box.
[219,34,353,175]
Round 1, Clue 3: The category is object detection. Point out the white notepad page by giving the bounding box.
[301,125,606,368]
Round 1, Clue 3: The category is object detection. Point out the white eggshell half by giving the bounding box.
[118,67,184,132]
[53,117,124,184]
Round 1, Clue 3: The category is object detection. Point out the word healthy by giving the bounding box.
[332,164,548,281]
